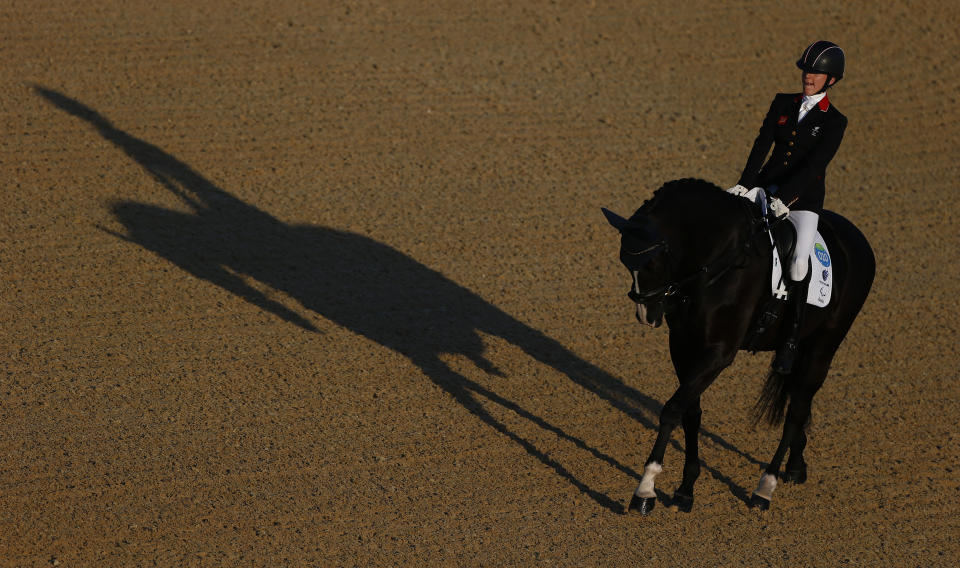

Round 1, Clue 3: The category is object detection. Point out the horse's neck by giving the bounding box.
[657,198,752,268]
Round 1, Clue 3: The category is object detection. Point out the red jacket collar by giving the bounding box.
[794,93,831,111]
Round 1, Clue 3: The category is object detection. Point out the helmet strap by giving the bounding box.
[818,75,839,94]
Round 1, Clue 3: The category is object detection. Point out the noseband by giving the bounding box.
[628,266,700,308]
[628,269,679,305]
[626,213,767,311]
[623,239,675,303]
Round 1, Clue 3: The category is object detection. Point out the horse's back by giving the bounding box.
[819,209,876,280]
[818,209,876,328]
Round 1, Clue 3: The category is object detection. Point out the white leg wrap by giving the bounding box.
[754,472,778,500]
[635,462,663,498]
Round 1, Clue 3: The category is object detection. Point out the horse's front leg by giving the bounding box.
[626,313,739,514]
[673,401,702,512]
[627,391,681,515]
[629,370,721,515]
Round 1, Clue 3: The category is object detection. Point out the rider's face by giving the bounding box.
[802,71,834,96]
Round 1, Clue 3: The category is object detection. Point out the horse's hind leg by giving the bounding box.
[751,341,836,509]
[782,429,808,483]
[751,390,813,509]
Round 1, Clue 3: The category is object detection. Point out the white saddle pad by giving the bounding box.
[771,233,833,308]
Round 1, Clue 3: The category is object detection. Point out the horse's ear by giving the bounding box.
[602,208,630,231]
[603,208,652,235]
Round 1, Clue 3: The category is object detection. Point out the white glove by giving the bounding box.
[725,184,749,197]
[769,197,790,218]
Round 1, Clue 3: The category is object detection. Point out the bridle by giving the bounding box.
[626,204,773,312]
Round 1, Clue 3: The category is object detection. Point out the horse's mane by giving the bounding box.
[633,178,729,218]
[628,177,760,253]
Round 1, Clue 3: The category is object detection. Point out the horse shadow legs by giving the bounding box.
[416,356,636,514]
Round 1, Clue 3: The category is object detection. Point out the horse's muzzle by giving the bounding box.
[633,300,664,328]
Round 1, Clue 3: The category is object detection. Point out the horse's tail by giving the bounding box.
[752,368,791,427]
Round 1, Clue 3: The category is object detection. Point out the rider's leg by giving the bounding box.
[786,210,819,282]
[773,210,819,374]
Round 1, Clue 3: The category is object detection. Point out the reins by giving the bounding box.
[623,240,667,256]
[629,200,779,309]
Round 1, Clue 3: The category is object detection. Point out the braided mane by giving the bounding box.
[634,178,726,218]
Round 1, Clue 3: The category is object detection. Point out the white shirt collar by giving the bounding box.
[801,92,827,110]
[798,92,828,122]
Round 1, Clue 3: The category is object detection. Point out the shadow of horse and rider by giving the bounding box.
[37,86,763,512]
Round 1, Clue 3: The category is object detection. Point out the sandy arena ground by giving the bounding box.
[1,1,958,566]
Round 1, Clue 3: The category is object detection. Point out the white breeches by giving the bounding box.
[787,210,819,281]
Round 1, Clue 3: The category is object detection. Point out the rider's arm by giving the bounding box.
[738,96,780,189]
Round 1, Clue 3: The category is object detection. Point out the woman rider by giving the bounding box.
[726,40,847,374]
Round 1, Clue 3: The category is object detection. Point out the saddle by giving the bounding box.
[770,218,796,267]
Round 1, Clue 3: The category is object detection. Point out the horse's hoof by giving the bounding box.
[749,493,771,511]
[781,467,807,484]
[671,492,694,513]
[628,494,656,515]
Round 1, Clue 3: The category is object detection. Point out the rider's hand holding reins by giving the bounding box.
[769,196,790,218]
[725,184,750,196]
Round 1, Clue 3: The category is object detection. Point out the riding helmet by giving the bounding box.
[796,40,845,79]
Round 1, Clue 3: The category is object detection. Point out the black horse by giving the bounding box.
[602,178,875,513]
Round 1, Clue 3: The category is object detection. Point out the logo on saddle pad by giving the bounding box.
[814,243,830,267]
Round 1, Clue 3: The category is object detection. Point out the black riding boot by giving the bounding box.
[772,280,806,374]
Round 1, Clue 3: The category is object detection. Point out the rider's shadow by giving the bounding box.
[37,86,757,511]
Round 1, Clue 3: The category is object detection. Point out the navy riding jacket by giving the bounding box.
[738,93,847,212]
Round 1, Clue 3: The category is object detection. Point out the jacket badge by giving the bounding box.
[811,126,822,137]
[777,115,789,126]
